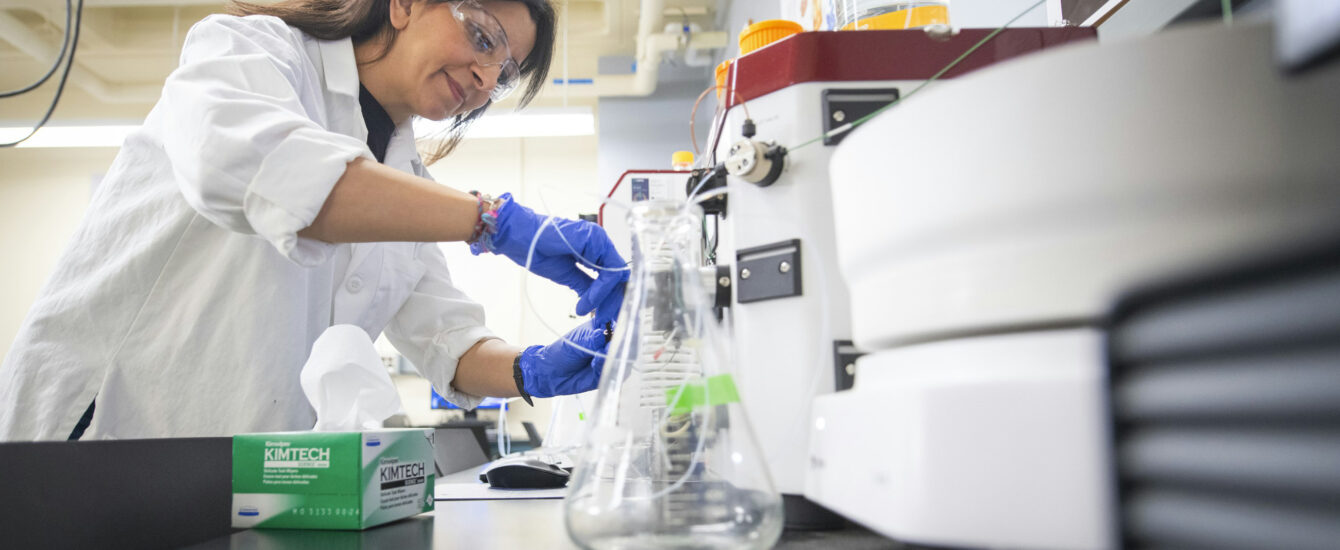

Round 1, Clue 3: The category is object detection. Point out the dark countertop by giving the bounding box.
[188,499,902,550]
[189,467,901,549]
[0,436,900,549]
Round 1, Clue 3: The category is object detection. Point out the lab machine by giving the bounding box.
[809,19,1340,549]
[707,25,1095,528]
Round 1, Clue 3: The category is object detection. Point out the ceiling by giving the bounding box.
[0,0,725,125]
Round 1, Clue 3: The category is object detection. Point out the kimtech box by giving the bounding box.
[231,429,435,529]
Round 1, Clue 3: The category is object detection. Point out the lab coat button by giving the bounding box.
[346,276,364,293]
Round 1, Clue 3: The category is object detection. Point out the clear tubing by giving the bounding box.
[497,398,510,457]
[684,165,724,204]
[519,215,619,362]
[515,188,676,366]
[697,103,725,169]
[534,186,633,273]
[596,215,723,505]
[513,154,831,506]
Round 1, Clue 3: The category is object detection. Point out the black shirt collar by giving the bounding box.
[358,84,395,164]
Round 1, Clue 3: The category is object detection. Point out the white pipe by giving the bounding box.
[542,0,679,98]
[630,0,666,95]
[0,10,160,103]
[539,30,728,98]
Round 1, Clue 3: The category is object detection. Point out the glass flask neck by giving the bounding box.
[627,201,703,273]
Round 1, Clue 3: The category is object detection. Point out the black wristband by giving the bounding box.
[513,352,534,406]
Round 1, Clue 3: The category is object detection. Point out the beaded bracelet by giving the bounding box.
[467,191,501,253]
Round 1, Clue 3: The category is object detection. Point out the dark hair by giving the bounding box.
[227,0,555,164]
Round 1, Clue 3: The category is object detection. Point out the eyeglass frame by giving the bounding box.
[448,0,523,103]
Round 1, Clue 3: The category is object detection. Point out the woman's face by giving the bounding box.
[385,0,536,121]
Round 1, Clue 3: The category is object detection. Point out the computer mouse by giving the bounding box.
[479,456,571,489]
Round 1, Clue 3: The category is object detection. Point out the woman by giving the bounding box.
[0,0,627,440]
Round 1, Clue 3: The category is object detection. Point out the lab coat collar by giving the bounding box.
[315,36,421,171]
[317,36,361,101]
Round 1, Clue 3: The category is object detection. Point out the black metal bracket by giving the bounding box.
[831,340,865,392]
[714,264,732,309]
[686,165,729,217]
[736,239,802,304]
[821,88,900,146]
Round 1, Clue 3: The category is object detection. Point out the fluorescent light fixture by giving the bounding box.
[0,124,139,148]
[1,106,595,148]
[413,106,594,139]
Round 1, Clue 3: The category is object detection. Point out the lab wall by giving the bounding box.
[596,79,716,198]
[0,148,113,361]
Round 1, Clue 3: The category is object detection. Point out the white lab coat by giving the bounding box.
[0,14,493,441]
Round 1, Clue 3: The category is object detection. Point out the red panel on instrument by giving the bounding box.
[725,27,1097,107]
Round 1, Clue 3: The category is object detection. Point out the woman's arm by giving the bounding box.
[451,338,523,398]
[298,157,481,243]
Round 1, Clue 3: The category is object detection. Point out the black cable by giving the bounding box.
[709,214,719,263]
[0,0,72,98]
[701,215,710,262]
[705,102,731,166]
[1,0,84,148]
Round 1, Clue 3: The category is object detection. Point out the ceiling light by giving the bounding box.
[413,107,595,139]
[0,125,138,148]
[1,106,596,149]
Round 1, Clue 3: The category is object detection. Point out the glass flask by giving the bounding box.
[565,201,784,550]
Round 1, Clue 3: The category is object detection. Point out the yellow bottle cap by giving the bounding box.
[672,151,695,166]
[714,60,732,99]
[739,19,803,55]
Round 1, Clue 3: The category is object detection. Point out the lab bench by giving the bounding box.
[0,435,898,549]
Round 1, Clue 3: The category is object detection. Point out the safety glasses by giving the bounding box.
[449,0,522,102]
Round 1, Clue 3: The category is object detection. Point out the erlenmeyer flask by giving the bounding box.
[565,201,783,550]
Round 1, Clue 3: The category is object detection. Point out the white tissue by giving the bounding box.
[300,325,405,431]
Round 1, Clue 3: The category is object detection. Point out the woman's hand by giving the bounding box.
[517,320,611,398]
[473,193,627,322]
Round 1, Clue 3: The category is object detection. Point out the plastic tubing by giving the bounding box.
[520,215,617,362]
[620,310,715,502]
[520,194,719,502]
[497,397,511,457]
[537,185,632,273]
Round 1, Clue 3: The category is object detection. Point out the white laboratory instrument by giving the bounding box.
[810,21,1340,549]
[601,170,692,262]
[711,26,1094,527]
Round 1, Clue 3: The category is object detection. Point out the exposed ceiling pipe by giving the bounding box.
[634,0,666,75]
[538,0,725,98]
[9,4,117,50]
[537,29,726,98]
[0,9,160,103]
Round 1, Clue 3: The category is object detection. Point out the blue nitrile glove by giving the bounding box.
[517,320,611,399]
[471,193,628,322]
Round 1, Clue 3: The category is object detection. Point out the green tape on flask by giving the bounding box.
[665,374,740,414]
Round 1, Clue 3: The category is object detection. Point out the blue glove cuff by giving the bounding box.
[517,344,549,398]
[512,351,533,406]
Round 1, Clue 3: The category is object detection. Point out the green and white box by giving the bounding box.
[231,429,435,529]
